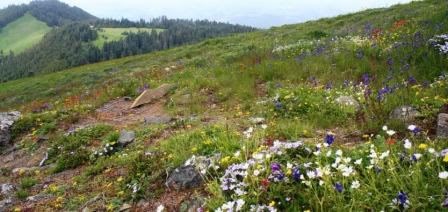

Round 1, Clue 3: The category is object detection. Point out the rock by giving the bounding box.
[123,96,132,101]
[0,111,21,147]
[26,193,52,202]
[249,117,266,125]
[335,96,360,110]
[1,183,15,195]
[390,106,421,122]
[0,197,13,210]
[12,167,41,176]
[176,94,192,105]
[437,113,448,138]
[180,196,205,212]
[118,130,135,147]
[39,152,49,167]
[131,84,176,108]
[119,203,132,212]
[144,115,172,125]
[166,165,202,190]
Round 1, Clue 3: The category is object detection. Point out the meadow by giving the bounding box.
[0,13,51,53]
[0,0,448,211]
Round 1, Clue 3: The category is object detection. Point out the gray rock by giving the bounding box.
[437,113,448,138]
[144,115,172,125]
[180,196,205,212]
[390,106,421,121]
[0,197,13,210]
[118,130,135,147]
[166,165,202,190]
[119,203,132,212]
[131,84,176,108]
[26,193,52,202]
[335,96,360,110]
[1,183,15,195]
[176,94,192,105]
[0,111,21,147]
[249,117,266,125]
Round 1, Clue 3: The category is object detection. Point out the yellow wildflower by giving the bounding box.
[418,144,428,150]
[269,201,276,207]
[444,154,448,163]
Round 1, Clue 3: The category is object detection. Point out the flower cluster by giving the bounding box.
[429,34,448,54]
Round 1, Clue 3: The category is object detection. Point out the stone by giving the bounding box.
[437,113,448,138]
[176,94,192,105]
[166,165,202,190]
[335,96,360,110]
[144,115,172,125]
[179,196,205,212]
[26,193,52,202]
[1,183,15,195]
[0,111,21,147]
[123,96,132,101]
[0,198,13,210]
[118,130,135,147]
[390,106,421,122]
[131,84,176,108]
[119,203,132,211]
[39,152,49,167]
[249,117,266,125]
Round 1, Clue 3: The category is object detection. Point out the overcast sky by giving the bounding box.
[0,0,412,28]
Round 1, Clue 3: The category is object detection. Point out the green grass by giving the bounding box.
[0,0,448,210]
[0,13,51,54]
[93,27,164,47]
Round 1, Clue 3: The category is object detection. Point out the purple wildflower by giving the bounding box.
[361,73,371,85]
[394,191,410,209]
[334,182,343,193]
[271,163,281,172]
[292,168,301,181]
[407,76,417,85]
[325,133,335,145]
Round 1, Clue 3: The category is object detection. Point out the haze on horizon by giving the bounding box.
[0,0,412,28]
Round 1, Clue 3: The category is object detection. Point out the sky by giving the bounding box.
[0,0,413,28]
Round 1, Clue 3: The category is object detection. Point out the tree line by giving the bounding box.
[0,19,255,82]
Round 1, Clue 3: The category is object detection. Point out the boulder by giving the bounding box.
[0,111,21,147]
[335,96,360,110]
[390,106,421,122]
[166,165,202,190]
[144,115,172,125]
[437,113,448,138]
[131,84,176,108]
[118,130,135,147]
[1,183,15,196]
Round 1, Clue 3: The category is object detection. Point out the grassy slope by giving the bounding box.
[1,0,448,211]
[0,0,444,111]
[0,13,51,54]
[93,27,164,47]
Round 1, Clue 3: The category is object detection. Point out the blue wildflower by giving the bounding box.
[292,168,301,181]
[394,191,410,209]
[334,182,343,193]
[377,86,392,102]
[325,133,335,145]
[274,101,283,110]
[361,73,371,85]
[407,76,417,85]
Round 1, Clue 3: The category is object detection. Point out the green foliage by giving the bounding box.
[273,87,355,127]
[16,189,29,200]
[158,125,242,167]
[48,125,113,173]
[20,177,38,189]
[123,152,167,200]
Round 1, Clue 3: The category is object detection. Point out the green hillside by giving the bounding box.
[0,13,51,53]
[0,0,448,211]
[94,27,164,47]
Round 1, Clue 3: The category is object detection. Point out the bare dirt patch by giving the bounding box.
[80,97,169,128]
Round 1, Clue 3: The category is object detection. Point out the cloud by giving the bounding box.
[0,0,412,28]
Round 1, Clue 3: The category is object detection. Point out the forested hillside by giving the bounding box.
[0,1,255,82]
